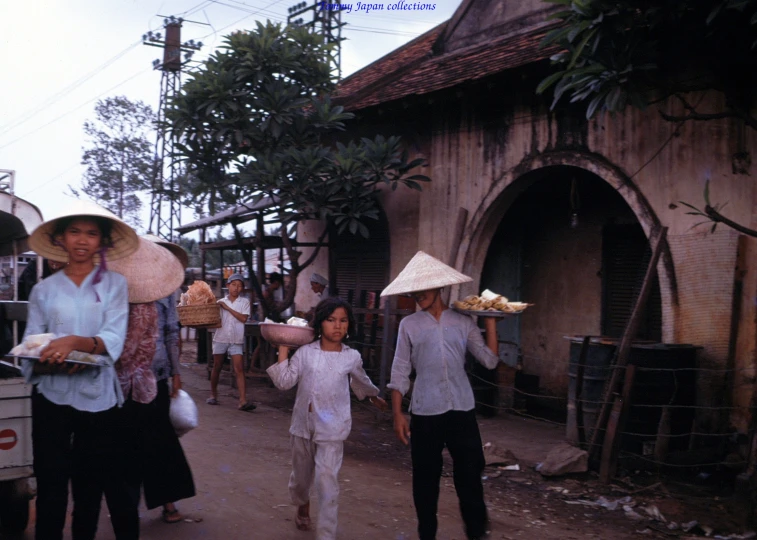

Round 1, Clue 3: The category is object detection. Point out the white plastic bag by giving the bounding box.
[169,389,198,437]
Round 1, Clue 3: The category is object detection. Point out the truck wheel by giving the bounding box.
[0,498,29,533]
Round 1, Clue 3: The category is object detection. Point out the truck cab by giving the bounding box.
[0,183,43,534]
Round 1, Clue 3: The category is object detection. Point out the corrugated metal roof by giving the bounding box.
[334,26,558,112]
[176,196,277,234]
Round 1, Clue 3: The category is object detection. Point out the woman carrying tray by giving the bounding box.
[22,200,140,540]
[383,251,516,540]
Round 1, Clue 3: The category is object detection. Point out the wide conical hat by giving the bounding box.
[380,251,472,297]
[143,233,189,269]
[28,199,139,263]
[109,237,185,303]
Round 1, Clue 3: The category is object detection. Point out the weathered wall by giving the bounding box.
[361,68,757,430]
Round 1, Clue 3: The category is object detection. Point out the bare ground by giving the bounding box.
[13,341,752,540]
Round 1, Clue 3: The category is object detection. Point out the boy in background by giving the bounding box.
[207,273,256,411]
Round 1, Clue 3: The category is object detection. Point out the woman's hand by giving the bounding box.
[39,336,78,364]
[171,374,182,398]
[393,413,411,445]
[277,345,290,363]
[368,395,388,411]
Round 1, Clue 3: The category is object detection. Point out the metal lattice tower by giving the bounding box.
[287,1,344,80]
[143,17,202,240]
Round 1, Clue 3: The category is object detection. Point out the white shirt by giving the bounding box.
[266,341,379,442]
[212,295,250,344]
[387,309,501,416]
[22,268,129,411]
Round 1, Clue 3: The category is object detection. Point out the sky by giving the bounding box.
[0,0,459,236]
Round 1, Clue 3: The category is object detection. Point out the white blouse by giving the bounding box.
[267,341,379,442]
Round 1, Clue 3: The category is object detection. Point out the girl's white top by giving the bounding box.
[21,268,129,412]
[266,341,379,442]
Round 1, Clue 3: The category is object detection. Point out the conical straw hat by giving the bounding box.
[109,237,185,303]
[143,234,189,269]
[380,251,472,297]
[29,198,139,263]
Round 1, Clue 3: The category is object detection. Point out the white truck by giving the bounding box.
[0,171,43,534]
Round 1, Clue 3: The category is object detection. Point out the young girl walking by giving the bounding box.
[267,297,386,540]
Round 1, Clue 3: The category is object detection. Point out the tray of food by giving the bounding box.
[452,289,532,317]
[7,333,108,366]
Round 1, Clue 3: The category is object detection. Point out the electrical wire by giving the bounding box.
[0,69,153,151]
[0,40,143,138]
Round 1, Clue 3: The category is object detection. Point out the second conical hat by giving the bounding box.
[143,233,190,269]
[109,237,185,303]
[380,251,472,297]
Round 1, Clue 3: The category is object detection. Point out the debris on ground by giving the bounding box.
[483,442,519,467]
[536,443,588,476]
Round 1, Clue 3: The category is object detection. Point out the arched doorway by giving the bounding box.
[477,165,662,417]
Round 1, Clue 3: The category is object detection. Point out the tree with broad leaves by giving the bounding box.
[79,96,156,227]
[167,21,429,319]
[536,0,757,236]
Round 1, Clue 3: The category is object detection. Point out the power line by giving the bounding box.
[0,40,143,138]
[0,68,153,151]
[19,163,81,197]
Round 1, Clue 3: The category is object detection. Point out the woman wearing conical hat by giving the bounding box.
[23,199,140,539]
[382,251,508,540]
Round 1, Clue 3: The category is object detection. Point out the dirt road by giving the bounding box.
[13,347,747,540]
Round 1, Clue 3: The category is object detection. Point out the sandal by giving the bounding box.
[206,397,220,405]
[162,507,183,524]
[238,402,257,412]
[294,510,311,531]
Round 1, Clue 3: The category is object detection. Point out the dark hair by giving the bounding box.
[312,297,356,342]
[52,216,114,248]
[268,272,283,285]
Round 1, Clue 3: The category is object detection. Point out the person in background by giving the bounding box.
[304,272,331,322]
[309,272,330,300]
[139,235,196,524]
[23,200,139,540]
[382,251,516,540]
[263,271,293,320]
[207,273,255,411]
[18,258,66,302]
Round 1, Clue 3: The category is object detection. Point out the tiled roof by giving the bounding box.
[334,26,558,112]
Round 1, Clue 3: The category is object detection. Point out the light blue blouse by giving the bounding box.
[21,267,129,412]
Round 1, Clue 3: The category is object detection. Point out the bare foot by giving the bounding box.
[294,502,310,531]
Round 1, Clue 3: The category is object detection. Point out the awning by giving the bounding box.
[175,196,279,234]
[0,192,44,257]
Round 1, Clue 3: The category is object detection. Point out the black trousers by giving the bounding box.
[31,390,140,540]
[410,410,488,540]
[140,379,196,509]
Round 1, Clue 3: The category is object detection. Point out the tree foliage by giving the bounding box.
[167,21,429,316]
[80,96,155,226]
[537,0,757,124]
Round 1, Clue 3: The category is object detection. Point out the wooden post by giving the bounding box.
[588,226,668,461]
[201,227,207,281]
[599,364,636,482]
[379,295,394,393]
[567,336,590,445]
[256,216,265,286]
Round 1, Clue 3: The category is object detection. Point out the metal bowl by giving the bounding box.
[259,322,314,348]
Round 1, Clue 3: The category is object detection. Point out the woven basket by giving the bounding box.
[177,304,221,327]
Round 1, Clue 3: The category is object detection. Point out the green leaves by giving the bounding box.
[167,21,429,244]
[536,0,757,119]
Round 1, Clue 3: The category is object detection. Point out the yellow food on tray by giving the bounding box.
[454,289,532,313]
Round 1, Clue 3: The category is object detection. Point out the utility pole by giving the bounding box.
[142,16,202,240]
[287,1,344,80]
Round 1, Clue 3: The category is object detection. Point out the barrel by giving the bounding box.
[567,336,699,455]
